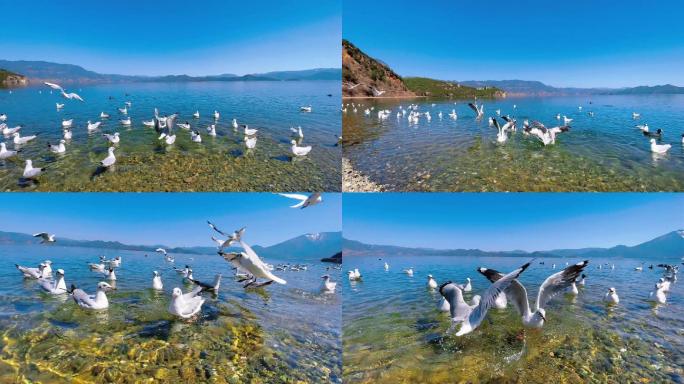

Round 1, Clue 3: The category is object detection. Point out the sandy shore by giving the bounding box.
[343,158,385,192]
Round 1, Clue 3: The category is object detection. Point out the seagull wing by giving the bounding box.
[72,289,97,308]
[439,283,470,321]
[278,193,308,208]
[44,82,64,91]
[536,260,589,311]
[207,220,228,236]
[33,232,49,240]
[69,93,84,102]
[155,248,167,255]
[239,240,286,284]
[477,267,530,317]
[466,262,530,331]
[467,103,479,114]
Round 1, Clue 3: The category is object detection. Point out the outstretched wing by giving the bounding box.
[467,262,531,330]
[536,260,589,310]
[207,220,228,236]
[477,267,530,317]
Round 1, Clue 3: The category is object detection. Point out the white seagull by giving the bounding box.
[244,136,256,149]
[23,159,44,179]
[45,139,64,154]
[427,274,438,289]
[152,271,163,290]
[604,287,619,304]
[87,121,102,132]
[13,132,37,145]
[72,282,115,310]
[321,275,337,293]
[103,132,120,144]
[278,193,322,209]
[650,139,671,154]
[168,286,205,319]
[0,143,19,159]
[100,147,116,167]
[291,140,312,156]
[38,269,67,295]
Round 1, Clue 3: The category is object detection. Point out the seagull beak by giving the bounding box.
[539,313,546,322]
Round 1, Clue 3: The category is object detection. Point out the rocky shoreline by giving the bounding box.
[343,157,384,192]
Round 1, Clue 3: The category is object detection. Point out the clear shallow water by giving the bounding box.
[343,95,684,191]
[343,255,684,383]
[0,81,341,191]
[0,245,341,383]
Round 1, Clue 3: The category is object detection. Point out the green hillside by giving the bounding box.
[404,77,503,99]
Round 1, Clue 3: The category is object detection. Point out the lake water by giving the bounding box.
[343,255,683,383]
[343,95,684,191]
[0,245,341,383]
[0,81,341,191]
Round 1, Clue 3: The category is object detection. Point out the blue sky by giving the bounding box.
[0,0,340,76]
[343,193,684,252]
[343,0,684,88]
[0,193,341,247]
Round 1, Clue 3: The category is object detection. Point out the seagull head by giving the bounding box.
[56,269,65,276]
[608,287,616,294]
[44,260,52,265]
[153,271,159,277]
[290,140,297,145]
[535,308,547,323]
[427,274,433,279]
[98,282,115,291]
[172,287,183,297]
[321,275,329,280]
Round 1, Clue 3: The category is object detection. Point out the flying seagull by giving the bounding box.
[278,193,322,209]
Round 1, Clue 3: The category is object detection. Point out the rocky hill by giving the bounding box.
[342,39,415,98]
[342,40,502,99]
[0,69,28,87]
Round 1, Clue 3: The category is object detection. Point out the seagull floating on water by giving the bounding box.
[72,282,115,310]
[14,132,37,145]
[427,274,438,289]
[291,140,312,156]
[0,143,19,159]
[169,286,205,318]
[48,140,66,154]
[16,263,47,279]
[321,275,337,293]
[23,159,44,179]
[650,139,671,154]
[103,132,120,144]
[152,271,163,290]
[39,269,67,295]
[604,287,619,304]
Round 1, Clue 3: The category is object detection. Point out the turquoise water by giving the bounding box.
[343,95,684,191]
[0,81,341,191]
[0,244,341,383]
[343,255,684,383]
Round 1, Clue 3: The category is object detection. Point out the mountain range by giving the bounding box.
[459,80,684,97]
[344,230,684,259]
[0,230,342,261]
[0,60,341,85]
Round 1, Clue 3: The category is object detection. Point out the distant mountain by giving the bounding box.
[459,80,683,97]
[603,84,684,95]
[0,230,342,261]
[344,230,684,259]
[0,60,341,85]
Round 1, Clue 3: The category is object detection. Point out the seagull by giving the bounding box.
[88,260,106,273]
[105,268,117,281]
[632,112,641,119]
[207,124,217,136]
[468,102,484,118]
[448,109,458,119]
[440,262,530,336]
[478,261,588,329]
[229,240,287,286]
[604,287,619,304]
[191,130,202,143]
[175,121,189,129]
[491,118,509,143]
[103,132,120,144]
[578,274,586,286]
[2,124,21,136]
[100,112,110,119]
[458,277,472,292]
[87,121,102,131]
[439,283,481,322]
[174,265,191,277]
[33,232,56,243]
[321,275,337,293]
[38,269,67,294]
[347,269,362,281]
[168,286,205,319]
[244,136,256,149]
[650,284,667,304]
[108,256,121,268]
[43,82,63,91]
[650,139,671,154]
[16,263,47,279]
[404,267,414,277]
[193,110,200,119]
[523,121,569,145]
[63,129,72,140]
[643,128,662,138]
[120,117,131,126]
[188,274,222,293]
[384,262,389,271]
[208,222,245,248]
[23,159,44,179]
[56,103,64,109]
[213,110,220,120]
[13,132,37,145]
[118,107,128,114]
[0,114,6,122]
[279,193,322,209]
[371,87,386,97]
[72,282,115,310]
[161,133,176,145]
[0,142,19,159]
[562,116,573,124]
[427,274,438,289]
[636,124,649,132]
[152,271,163,290]
[100,147,116,167]
[232,119,238,129]
[290,126,304,138]
[244,125,258,136]
[61,90,84,102]
[291,140,312,156]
